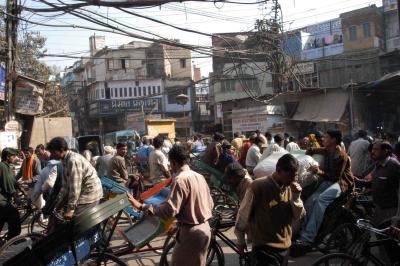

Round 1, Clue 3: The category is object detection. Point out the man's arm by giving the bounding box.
[290,182,305,221]
[145,179,187,220]
[66,159,84,212]
[234,189,254,250]
[33,158,42,178]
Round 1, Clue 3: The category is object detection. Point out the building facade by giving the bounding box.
[62,36,195,137]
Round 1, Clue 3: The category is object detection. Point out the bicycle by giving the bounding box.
[311,219,400,266]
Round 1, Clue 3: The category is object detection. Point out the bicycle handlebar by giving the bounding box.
[356,219,391,236]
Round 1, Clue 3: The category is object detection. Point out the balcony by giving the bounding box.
[301,43,344,61]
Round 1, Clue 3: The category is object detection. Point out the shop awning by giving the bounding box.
[290,91,348,123]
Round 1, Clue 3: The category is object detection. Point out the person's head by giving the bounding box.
[174,138,180,143]
[142,137,150,145]
[116,142,128,157]
[357,130,368,139]
[1,148,17,164]
[35,144,45,156]
[273,134,284,147]
[104,146,114,155]
[193,135,199,141]
[168,145,189,173]
[275,154,299,186]
[253,136,264,148]
[47,137,69,160]
[222,143,235,155]
[24,147,34,159]
[234,132,239,138]
[214,133,225,143]
[371,141,393,162]
[265,132,272,141]
[255,129,261,136]
[323,130,342,149]
[289,136,295,143]
[224,162,246,188]
[284,133,290,139]
[153,136,164,149]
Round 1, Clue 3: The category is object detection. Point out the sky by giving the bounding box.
[5,0,383,76]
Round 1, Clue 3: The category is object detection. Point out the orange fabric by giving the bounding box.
[22,157,33,181]
[140,176,172,201]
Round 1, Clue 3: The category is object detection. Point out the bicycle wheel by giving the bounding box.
[159,239,224,266]
[28,212,48,234]
[0,233,45,263]
[82,252,127,266]
[311,253,359,266]
[322,223,360,253]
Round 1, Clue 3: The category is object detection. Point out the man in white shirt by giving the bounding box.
[246,136,265,174]
[348,130,370,177]
[149,136,171,184]
[286,137,301,153]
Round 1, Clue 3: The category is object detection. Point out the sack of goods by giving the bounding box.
[253,151,322,188]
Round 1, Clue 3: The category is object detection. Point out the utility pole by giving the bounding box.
[4,0,19,122]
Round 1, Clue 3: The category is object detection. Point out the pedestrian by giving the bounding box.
[235,154,305,266]
[216,143,237,173]
[96,145,114,177]
[81,144,93,163]
[284,133,290,149]
[239,136,253,168]
[192,135,206,153]
[286,136,301,153]
[293,130,354,254]
[224,162,253,201]
[16,147,41,183]
[368,142,400,226]
[35,144,51,168]
[255,130,267,144]
[109,143,129,186]
[245,136,264,175]
[47,137,103,219]
[202,132,225,168]
[231,132,244,158]
[348,130,371,177]
[149,136,171,184]
[265,132,274,145]
[128,145,213,266]
[0,148,21,240]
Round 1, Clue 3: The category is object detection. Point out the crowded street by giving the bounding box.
[1,0,400,265]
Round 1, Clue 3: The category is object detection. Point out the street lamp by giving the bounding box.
[176,93,189,140]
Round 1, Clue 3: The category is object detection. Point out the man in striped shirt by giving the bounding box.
[47,137,103,220]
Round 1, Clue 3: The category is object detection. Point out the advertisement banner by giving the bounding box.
[232,114,269,134]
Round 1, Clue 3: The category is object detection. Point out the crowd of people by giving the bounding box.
[0,128,399,265]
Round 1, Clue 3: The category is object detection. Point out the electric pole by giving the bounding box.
[4,0,19,122]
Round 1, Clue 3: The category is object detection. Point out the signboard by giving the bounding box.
[15,80,44,115]
[95,98,162,115]
[5,120,22,137]
[0,131,18,149]
[0,66,5,101]
[293,62,315,75]
[383,0,397,12]
[232,114,269,134]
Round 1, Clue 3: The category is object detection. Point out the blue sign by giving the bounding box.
[0,66,5,100]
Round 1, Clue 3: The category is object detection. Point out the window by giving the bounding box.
[114,88,118,98]
[138,87,142,96]
[101,88,105,99]
[134,87,137,97]
[124,88,127,97]
[107,59,114,70]
[129,87,132,97]
[106,88,111,99]
[180,59,186,68]
[143,87,147,96]
[152,86,156,94]
[349,25,357,41]
[121,59,126,69]
[135,81,140,86]
[157,86,161,94]
[363,22,371,38]
[148,86,151,95]
[119,88,123,98]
